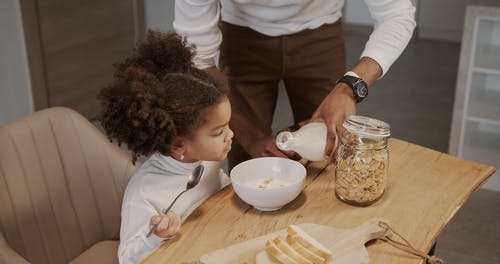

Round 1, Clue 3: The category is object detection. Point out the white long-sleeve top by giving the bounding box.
[118,154,230,264]
[174,0,416,76]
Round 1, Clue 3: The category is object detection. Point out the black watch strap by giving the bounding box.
[337,74,368,103]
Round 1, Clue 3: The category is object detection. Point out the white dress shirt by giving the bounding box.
[118,154,230,264]
[174,0,416,76]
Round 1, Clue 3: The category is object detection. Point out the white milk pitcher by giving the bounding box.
[275,122,327,161]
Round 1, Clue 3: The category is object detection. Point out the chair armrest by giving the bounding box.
[0,232,29,264]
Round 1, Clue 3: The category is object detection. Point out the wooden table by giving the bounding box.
[141,138,495,263]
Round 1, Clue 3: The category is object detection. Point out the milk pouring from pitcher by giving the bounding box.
[275,122,327,161]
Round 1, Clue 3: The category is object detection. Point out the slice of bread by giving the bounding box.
[273,237,313,264]
[287,225,332,259]
[256,250,284,264]
[286,235,326,264]
[265,240,299,264]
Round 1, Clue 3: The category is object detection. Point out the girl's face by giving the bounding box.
[182,97,233,162]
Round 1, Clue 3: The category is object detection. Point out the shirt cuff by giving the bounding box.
[359,51,391,79]
[194,56,217,69]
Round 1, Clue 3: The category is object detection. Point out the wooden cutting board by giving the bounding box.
[200,217,388,264]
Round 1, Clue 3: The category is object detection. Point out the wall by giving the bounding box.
[0,0,33,125]
[418,0,471,42]
[145,0,175,31]
[418,0,500,42]
[343,0,374,25]
[342,0,478,43]
[343,0,419,26]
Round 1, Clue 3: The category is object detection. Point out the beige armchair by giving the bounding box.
[0,107,141,264]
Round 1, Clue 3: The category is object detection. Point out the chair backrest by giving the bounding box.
[0,107,141,264]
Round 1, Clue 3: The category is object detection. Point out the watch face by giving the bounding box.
[354,81,368,99]
[356,85,368,98]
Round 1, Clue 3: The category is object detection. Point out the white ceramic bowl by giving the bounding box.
[230,157,306,211]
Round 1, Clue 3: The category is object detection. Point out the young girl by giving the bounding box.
[99,31,233,264]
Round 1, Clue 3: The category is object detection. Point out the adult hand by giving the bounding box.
[247,136,301,160]
[150,211,181,238]
[313,57,381,162]
[311,83,356,162]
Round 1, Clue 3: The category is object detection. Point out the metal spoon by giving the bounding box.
[146,164,204,238]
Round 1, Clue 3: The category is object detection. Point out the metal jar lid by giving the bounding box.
[342,115,391,138]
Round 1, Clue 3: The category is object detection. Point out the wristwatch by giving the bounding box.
[337,71,368,103]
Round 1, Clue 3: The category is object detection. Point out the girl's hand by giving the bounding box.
[149,211,181,238]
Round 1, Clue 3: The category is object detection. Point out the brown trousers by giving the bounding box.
[219,21,346,169]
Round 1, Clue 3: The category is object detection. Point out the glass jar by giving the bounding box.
[335,115,390,206]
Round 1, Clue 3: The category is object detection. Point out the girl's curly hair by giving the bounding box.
[98,31,229,162]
